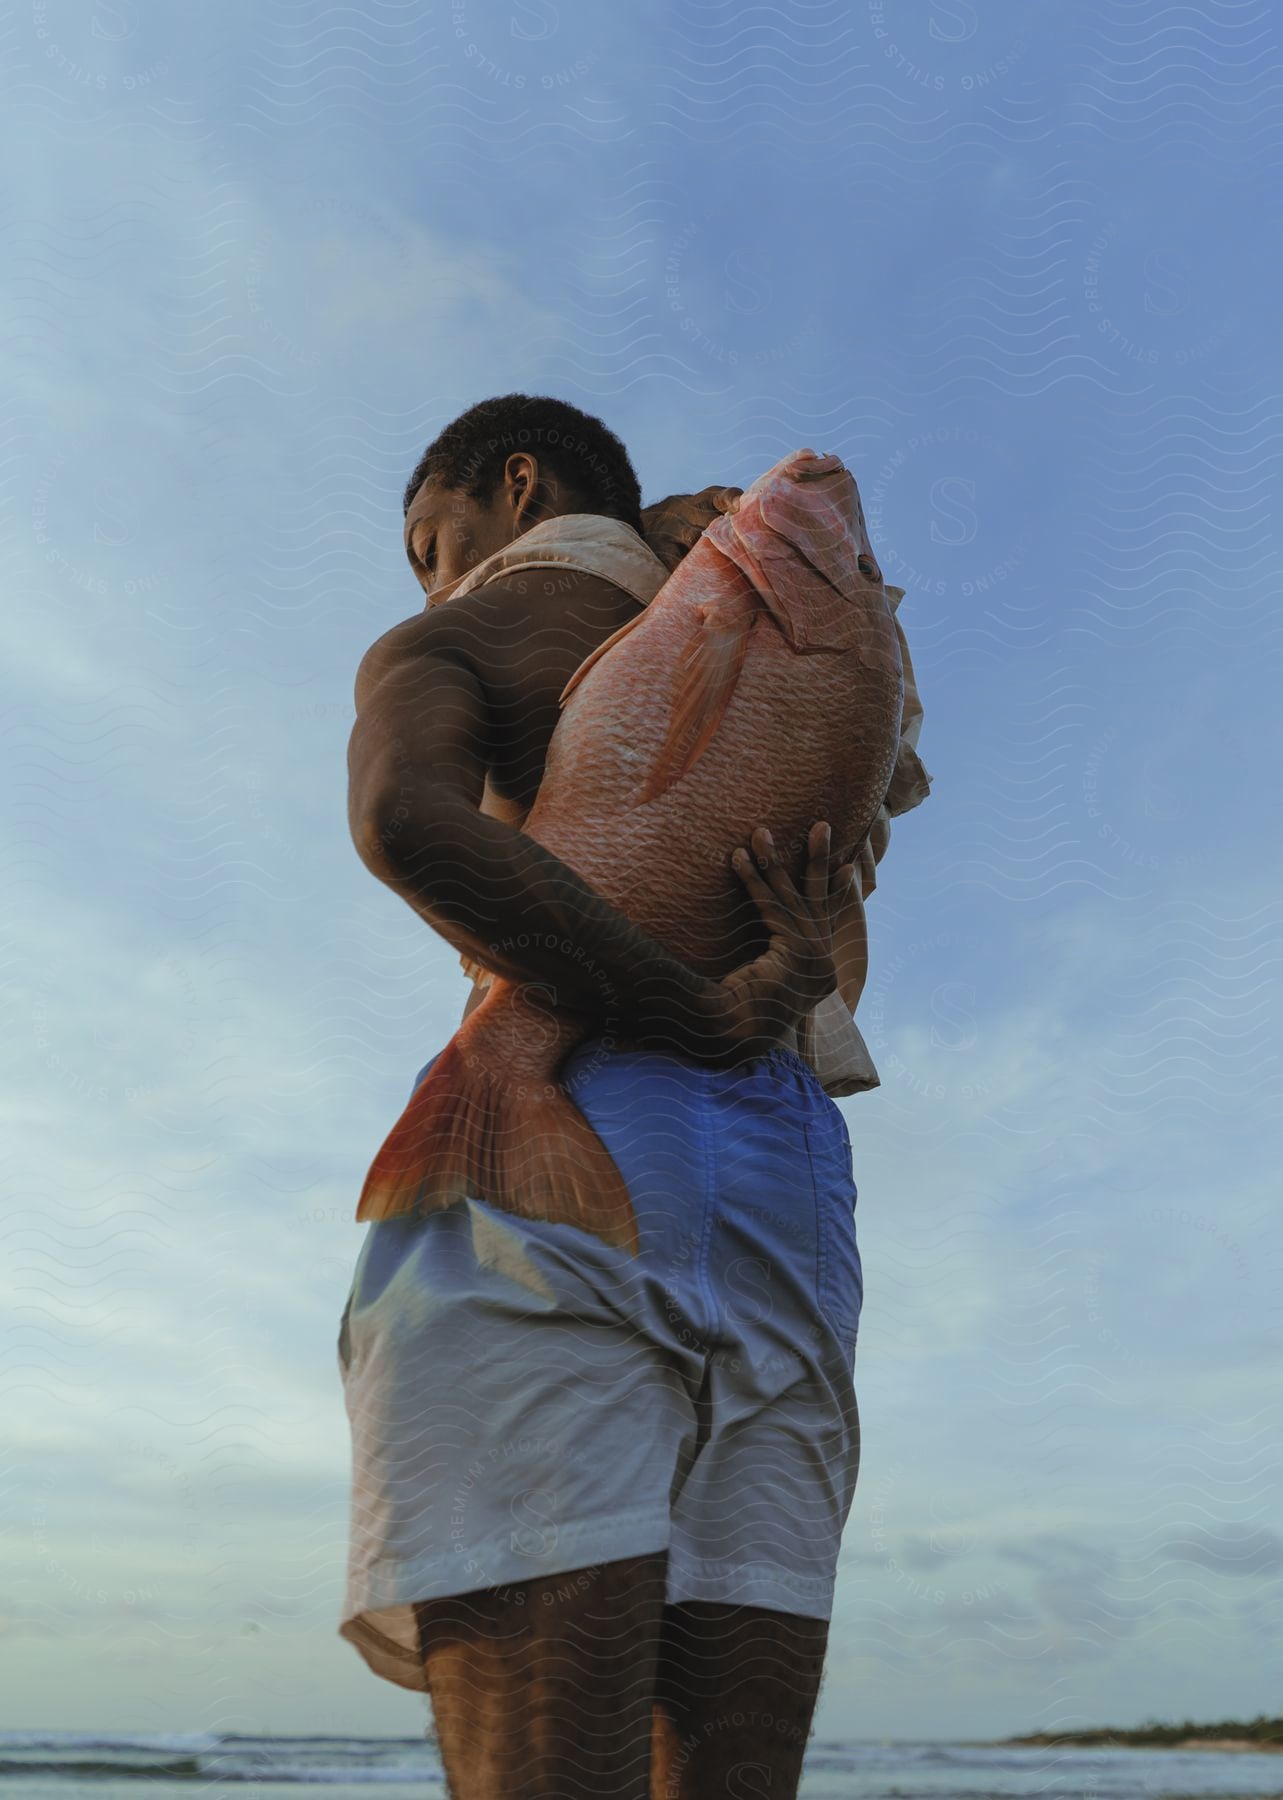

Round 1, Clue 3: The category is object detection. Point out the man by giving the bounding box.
[338,394,925,1799]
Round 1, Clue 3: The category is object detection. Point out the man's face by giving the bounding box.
[403,474,517,608]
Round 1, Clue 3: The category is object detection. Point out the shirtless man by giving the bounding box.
[341,393,865,1799]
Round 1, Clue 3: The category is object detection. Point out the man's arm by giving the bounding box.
[347,598,782,1058]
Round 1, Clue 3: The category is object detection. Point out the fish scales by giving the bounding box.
[535,614,899,980]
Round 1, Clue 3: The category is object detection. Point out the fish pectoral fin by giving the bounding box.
[558,605,650,708]
[638,591,757,804]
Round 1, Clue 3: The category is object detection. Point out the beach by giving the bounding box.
[7,1731,1283,1799]
[1173,1738,1283,1753]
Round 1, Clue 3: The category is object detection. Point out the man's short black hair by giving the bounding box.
[403,393,643,533]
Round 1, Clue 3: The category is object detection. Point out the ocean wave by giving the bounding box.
[0,1734,437,1784]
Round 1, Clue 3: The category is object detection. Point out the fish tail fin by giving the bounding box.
[355,1002,639,1255]
[638,590,757,804]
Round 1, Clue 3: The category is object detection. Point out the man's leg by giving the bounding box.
[415,1550,668,1800]
[649,1603,830,1800]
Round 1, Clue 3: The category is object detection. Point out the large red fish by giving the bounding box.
[356,448,906,1252]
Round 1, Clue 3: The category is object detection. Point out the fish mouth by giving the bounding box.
[738,449,846,499]
[789,448,844,478]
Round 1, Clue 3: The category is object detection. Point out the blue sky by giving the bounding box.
[4,0,1281,1746]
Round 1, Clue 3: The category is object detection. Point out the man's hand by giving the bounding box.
[640,485,744,575]
[695,821,855,1064]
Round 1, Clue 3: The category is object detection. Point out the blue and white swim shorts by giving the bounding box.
[338,1036,864,1693]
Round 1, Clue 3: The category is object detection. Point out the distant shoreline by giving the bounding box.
[988,1720,1283,1754]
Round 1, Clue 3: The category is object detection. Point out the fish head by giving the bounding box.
[703,448,892,655]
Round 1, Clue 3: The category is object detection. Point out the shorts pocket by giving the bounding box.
[806,1107,863,1345]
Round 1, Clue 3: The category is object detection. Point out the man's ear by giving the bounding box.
[505,451,542,530]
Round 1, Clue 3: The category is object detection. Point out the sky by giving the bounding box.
[3,0,1282,1749]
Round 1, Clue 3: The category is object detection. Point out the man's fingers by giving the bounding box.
[734,824,849,969]
[743,822,845,929]
[749,827,809,916]
[736,833,822,957]
[731,846,791,930]
[804,820,831,914]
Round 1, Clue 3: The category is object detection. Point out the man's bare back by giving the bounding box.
[353,569,645,825]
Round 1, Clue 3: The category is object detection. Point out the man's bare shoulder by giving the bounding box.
[354,572,642,712]
[353,585,513,712]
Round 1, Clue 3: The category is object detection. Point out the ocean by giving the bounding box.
[1,1732,1281,1800]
